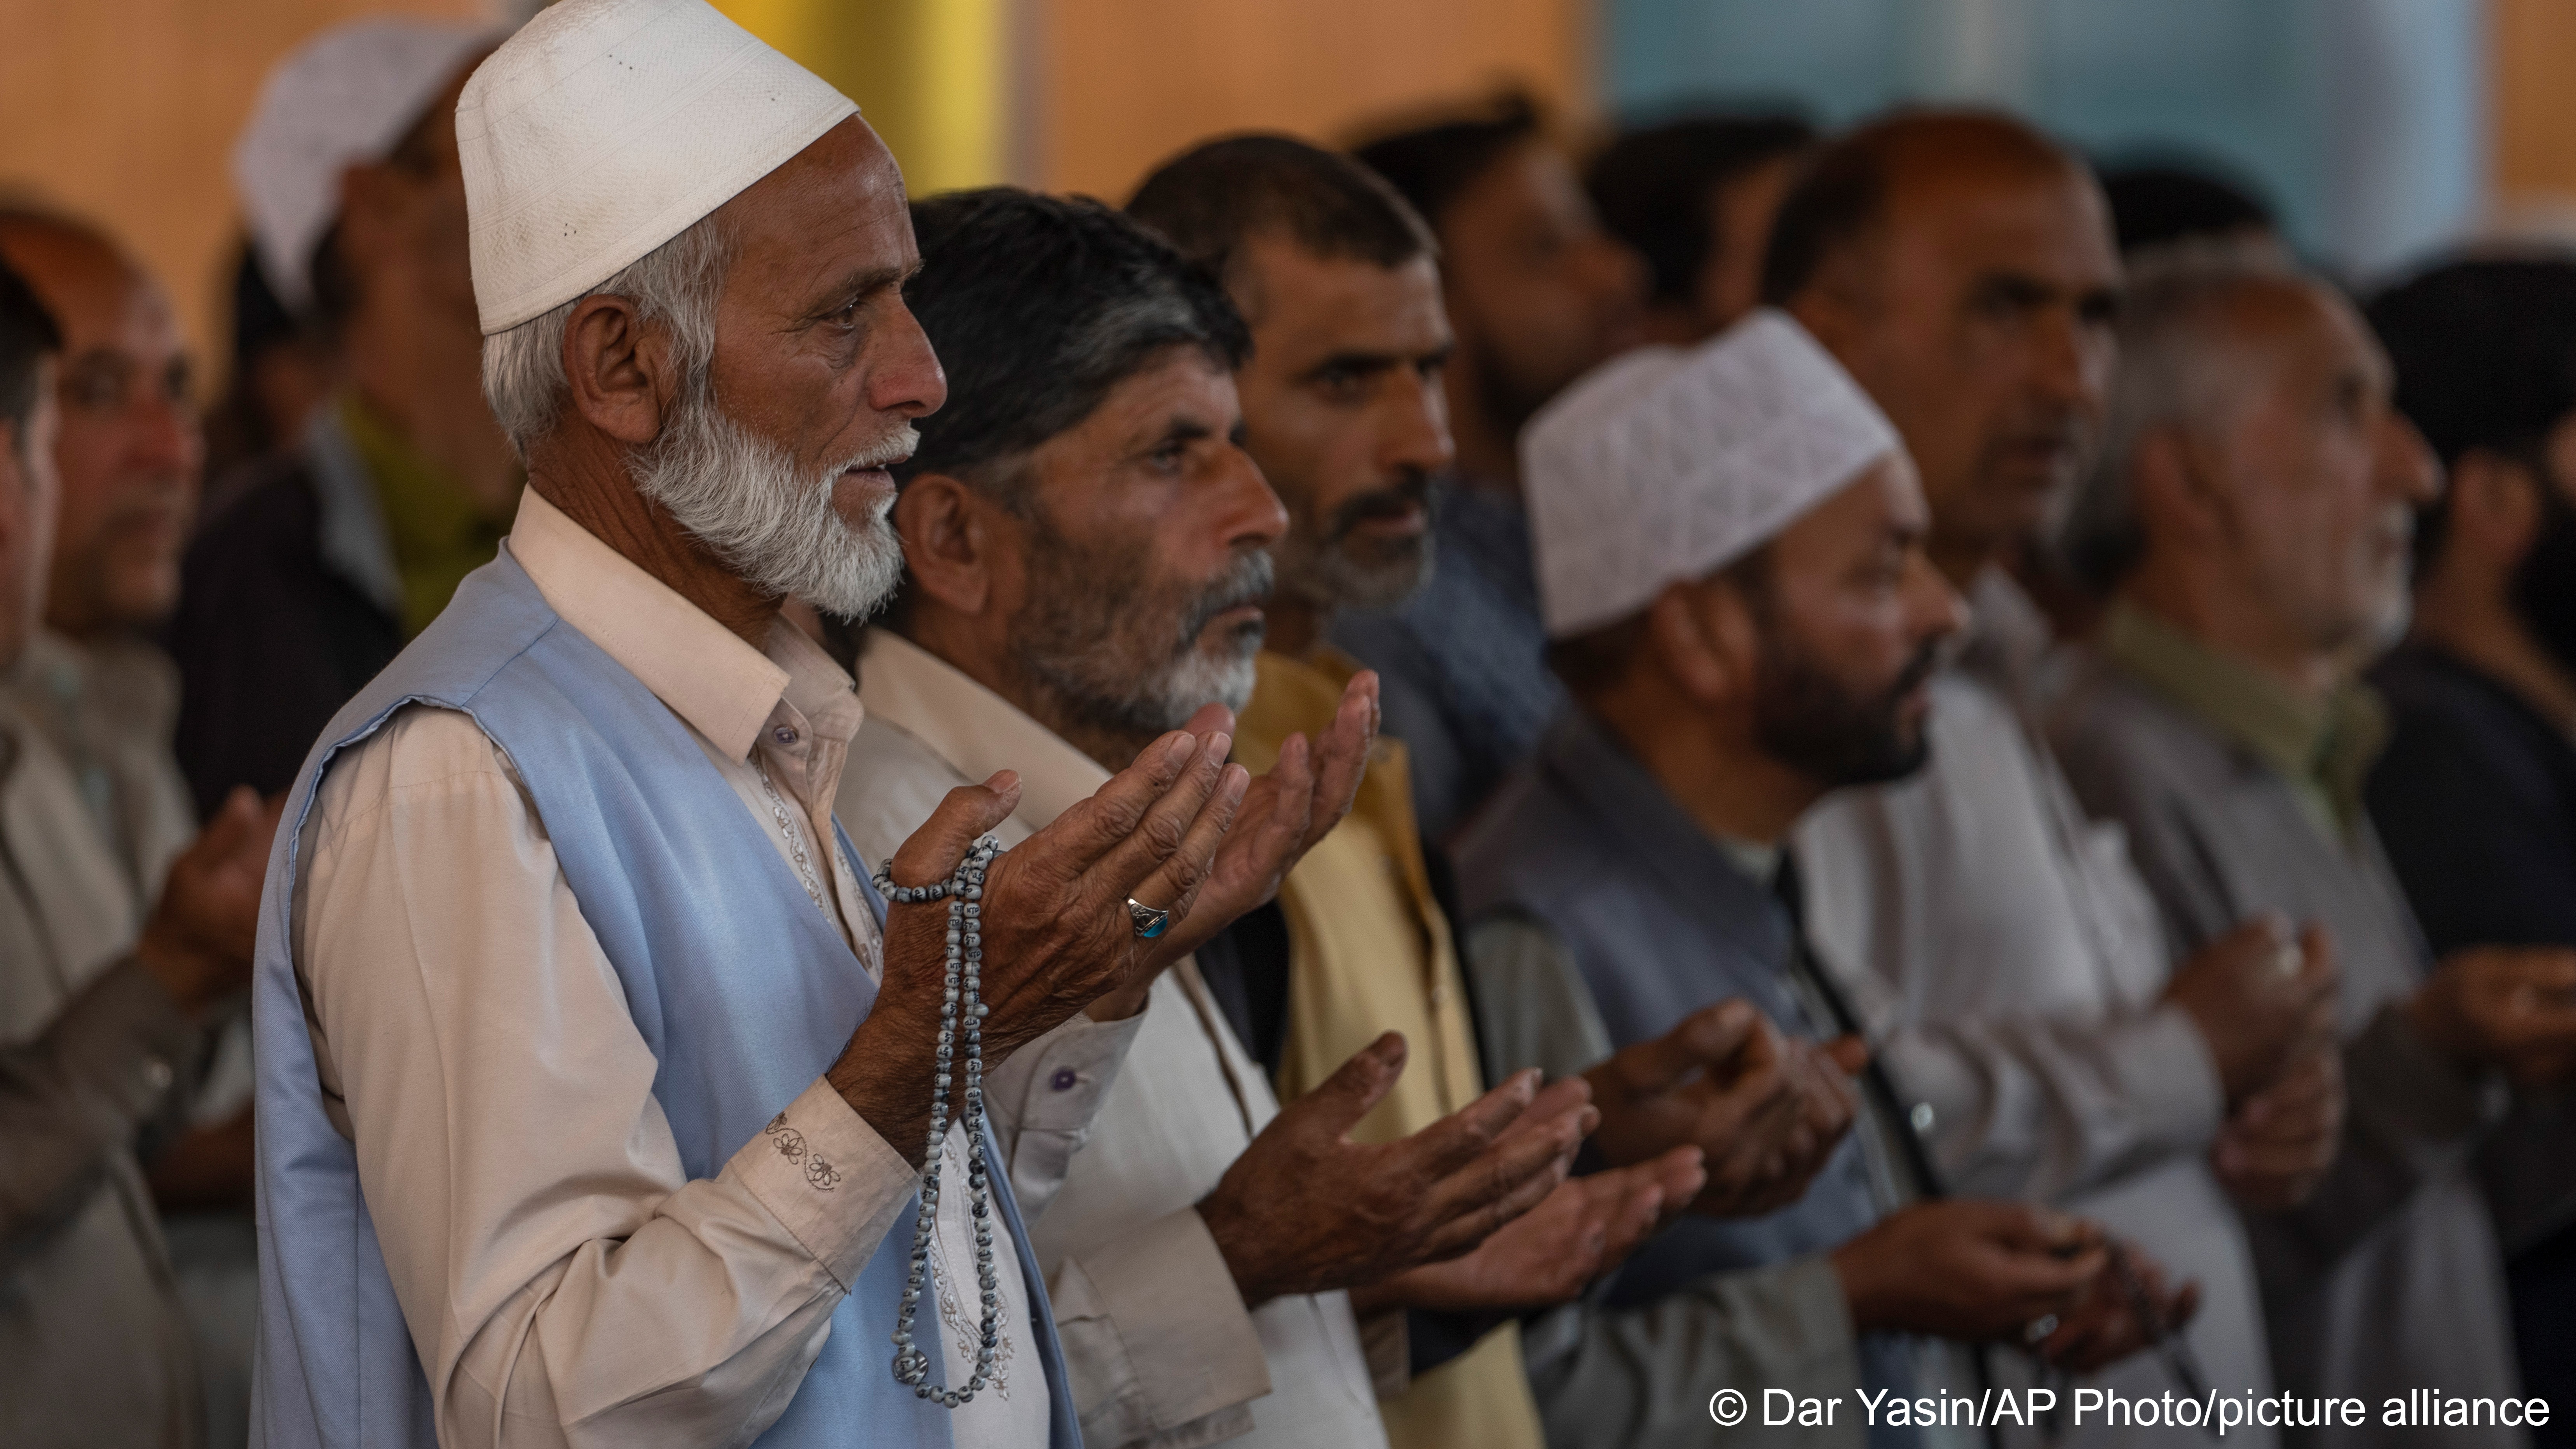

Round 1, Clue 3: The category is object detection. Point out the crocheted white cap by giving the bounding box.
[456,0,858,335]
[1523,309,1903,638]
[232,17,501,312]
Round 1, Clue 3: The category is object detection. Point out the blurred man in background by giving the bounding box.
[1331,97,1645,842]
[1460,313,2194,1449]
[171,17,509,816]
[2055,259,2566,1447]
[0,206,263,1444]
[0,250,280,1449]
[2363,258,2576,1446]
[1777,112,2330,1446]
[1586,111,1816,347]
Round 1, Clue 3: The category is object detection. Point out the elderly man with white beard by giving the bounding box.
[248,4,1370,1447]
[832,188,1649,1449]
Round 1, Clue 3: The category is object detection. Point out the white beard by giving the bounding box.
[628,384,912,620]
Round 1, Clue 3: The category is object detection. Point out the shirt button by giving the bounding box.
[773,725,800,745]
[1050,1069,1079,1092]
[1910,1102,1936,1135]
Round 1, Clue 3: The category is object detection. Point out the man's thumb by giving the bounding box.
[888,773,1021,889]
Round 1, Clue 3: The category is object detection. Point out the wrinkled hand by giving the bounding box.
[835,727,1247,1163]
[2214,1047,2344,1210]
[1199,1033,1597,1308]
[1355,1146,1707,1315]
[138,787,286,1018]
[1584,1000,1857,1219]
[2410,946,2576,1086]
[2165,916,2339,1105]
[2032,1243,2201,1375]
[1830,1200,2107,1341]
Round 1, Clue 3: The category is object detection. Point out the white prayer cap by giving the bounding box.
[457,0,858,334]
[1524,309,1904,638]
[233,17,501,312]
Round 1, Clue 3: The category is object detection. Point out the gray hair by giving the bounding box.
[480,215,733,459]
[2060,253,2299,591]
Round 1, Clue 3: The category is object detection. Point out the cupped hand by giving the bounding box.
[138,787,287,1017]
[2411,945,2576,1086]
[1198,1033,1598,1308]
[2165,916,2340,1106]
[2033,1243,2201,1376]
[1830,1200,2107,1341]
[2213,1046,2344,1210]
[1584,1000,1856,1219]
[1356,1146,1706,1315]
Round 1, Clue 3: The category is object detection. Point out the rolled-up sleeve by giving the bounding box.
[296,706,922,1449]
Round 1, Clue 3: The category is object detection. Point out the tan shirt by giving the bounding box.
[290,490,1055,1449]
[840,629,1386,1449]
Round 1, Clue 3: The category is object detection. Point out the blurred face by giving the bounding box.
[338,64,481,337]
[632,118,945,617]
[1725,453,1964,787]
[1690,153,1802,338]
[0,221,199,637]
[1439,140,1645,437]
[2198,284,2436,654]
[1806,156,2119,577]
[1007,348,1289,752]
[0,371,62,669]
[1230,236,1453,611]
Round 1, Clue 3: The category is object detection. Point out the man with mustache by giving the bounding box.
[2366,258,2576,1431]
[2056,259,2576,1447]
[1326,98,1648,844]
[172,17,513,816]
[835,186,1669,1449]
[1129,135,1831,1449]
[1774,113,2336,1446]
[250,4,1361,1446]
[1456,311,2194,1449]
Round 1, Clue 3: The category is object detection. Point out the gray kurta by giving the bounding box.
[1793,576,2276,1449]
[1456,707,1974,1449]
[2051,651,2523,1449]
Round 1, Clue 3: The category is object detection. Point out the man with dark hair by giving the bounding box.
[2055,256,2556,1447]
[1132,133,1816,1449]
[2095,162,2283,262]
[1459,314,2196,1449]
[1776,112,2333,1447]
[1327,96,1645,842]
[838,186,1634,1449]
[2366,257,2576,1440]
[169,18,513,816]
[1586,112,1816,346]
[0,253,284,1449]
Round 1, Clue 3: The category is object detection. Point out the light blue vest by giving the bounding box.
[248,551,1079,1447]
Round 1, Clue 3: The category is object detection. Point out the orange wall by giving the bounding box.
[0,0,490,377]
[2491,0,2576,206]
[1031,0,1594,201]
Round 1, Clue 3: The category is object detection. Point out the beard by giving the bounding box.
[2510,474,2576,680]
[627,378,913,620]
[1276,471,1436,612]
[1013,508,1273,748]
[1750,616,1945,790]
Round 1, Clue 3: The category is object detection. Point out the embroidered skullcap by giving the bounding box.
[1524,308,1903,637]
[234,17,502,312]
[456,0,858,334]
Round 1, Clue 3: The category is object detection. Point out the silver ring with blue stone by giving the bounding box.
[1126,897,1172,940]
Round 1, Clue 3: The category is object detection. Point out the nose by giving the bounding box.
[1221,446,1290,556]
[1908,552,1971,646]
[1380,366,1454,479]
[131,378,200,483]
[870,299,949,421]
[2031,308,2102,415]
[2375,410,2441,507]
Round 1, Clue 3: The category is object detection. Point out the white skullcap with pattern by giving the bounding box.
[233,17,502,312]
[457,0,857,334]
[1523,309,1903,638]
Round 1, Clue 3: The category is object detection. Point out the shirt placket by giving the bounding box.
[755,700,877,965]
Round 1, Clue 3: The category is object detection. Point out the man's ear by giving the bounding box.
[559,293,671,448]
[1648,576,1755,706]
[894,473,1000,618]
[2131,424,2230,547]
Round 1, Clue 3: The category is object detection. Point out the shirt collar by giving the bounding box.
[856,628,1109,832]
[2101,597,2389,836]
[507,486,809,760]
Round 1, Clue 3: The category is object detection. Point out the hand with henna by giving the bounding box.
[1198,1032,1601,1308]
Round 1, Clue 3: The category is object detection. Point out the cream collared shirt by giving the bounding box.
[290,490,1052,1449]
[839,629,1386,1449]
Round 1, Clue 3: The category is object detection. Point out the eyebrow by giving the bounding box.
[1299,342,1453,383]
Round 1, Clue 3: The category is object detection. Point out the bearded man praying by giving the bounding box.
[249,4,1348,1447]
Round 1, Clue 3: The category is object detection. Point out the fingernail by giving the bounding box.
[1165,733,1197,765]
